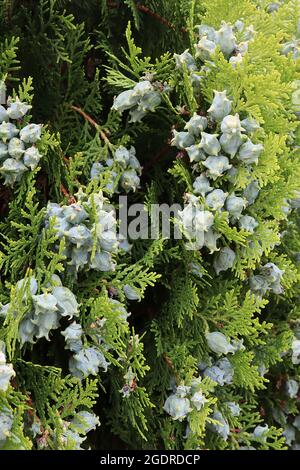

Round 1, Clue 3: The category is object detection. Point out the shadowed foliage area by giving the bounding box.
[0,0,299,451]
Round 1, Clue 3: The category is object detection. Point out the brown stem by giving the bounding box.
[137,4,187,33]
[107,1,187,34]
[70,105,111,147]
[60,184,76,204]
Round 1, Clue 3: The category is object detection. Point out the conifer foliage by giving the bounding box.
[0,0,300,450]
